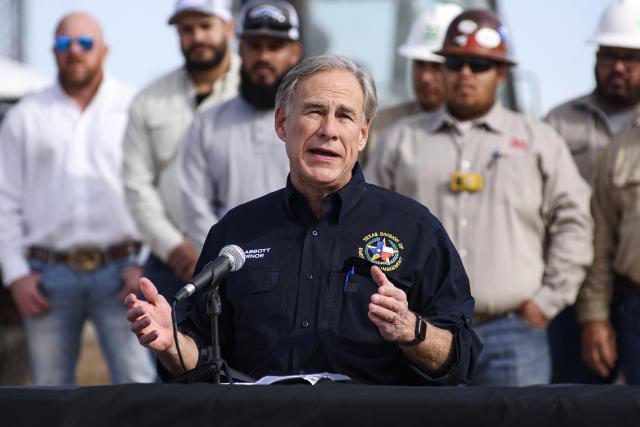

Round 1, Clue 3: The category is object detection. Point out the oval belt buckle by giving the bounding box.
[69,249,102,271]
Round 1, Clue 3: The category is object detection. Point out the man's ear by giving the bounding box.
[358,118,371,152]
[275,107,287,142]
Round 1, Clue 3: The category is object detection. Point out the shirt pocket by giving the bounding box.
[225,267,286,352]
[489,149,542,211]
[613,154,640,221]
[147,116,187,169]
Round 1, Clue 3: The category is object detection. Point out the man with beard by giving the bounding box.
[367,10,592,386]
[545,0,640,384]
[122,0,240,318]
[181,0,302,251]
[360,2,461,166]
[0,13,155,385]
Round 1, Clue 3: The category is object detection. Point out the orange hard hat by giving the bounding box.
[435,9,516,66]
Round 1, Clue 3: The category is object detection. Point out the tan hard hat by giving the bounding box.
[435,9,516,66]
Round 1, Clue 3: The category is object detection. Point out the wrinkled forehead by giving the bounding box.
[55,13,103,41]
[294,69,364,111]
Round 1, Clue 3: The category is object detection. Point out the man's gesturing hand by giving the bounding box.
[125,277,175,352]
[368,265,415,343]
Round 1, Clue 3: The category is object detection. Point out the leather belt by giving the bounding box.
[473,312,509,325]
[27,241,141,272]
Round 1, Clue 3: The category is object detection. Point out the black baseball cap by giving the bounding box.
[237,0,300,41]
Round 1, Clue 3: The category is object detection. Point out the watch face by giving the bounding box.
[417,317,427,341]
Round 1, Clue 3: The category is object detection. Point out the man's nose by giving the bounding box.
[318,115,339,140]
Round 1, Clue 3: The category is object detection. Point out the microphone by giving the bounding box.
[172,244,245,302]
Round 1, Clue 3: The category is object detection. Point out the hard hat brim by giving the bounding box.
[397,44,446,63]
[434,46,517,66]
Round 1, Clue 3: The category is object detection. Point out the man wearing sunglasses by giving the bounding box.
[0,13,156,385]
[359,2,462,167]
[122,0,240,321]
[367,9,592,386]
[181,0,302,252]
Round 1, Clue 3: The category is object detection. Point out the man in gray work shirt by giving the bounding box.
[181,0,302,251]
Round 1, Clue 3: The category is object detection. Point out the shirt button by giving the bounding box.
[311,230,318,236]
[301,321,310,328]
[306,273,313,280]
[459,248,468,258]
[461,160,471,170]
[460,218,468,227]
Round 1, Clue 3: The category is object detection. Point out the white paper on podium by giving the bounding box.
[245,372,351,385]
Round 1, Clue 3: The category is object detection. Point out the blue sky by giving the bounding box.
[22,0,612,116]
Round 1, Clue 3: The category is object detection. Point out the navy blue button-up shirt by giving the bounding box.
[181,164,481,385]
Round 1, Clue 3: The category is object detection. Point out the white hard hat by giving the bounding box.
[590,0,640,49]
[397,2,464,62]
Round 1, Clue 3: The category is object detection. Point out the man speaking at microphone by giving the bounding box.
[125,55,481,385]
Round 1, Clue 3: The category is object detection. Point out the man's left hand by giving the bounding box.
[117,265,144,302]
[368,265,415,343]
[517,300,549,328]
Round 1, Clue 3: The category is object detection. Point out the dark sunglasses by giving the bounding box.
[445,56,496,73]
[54,35,94,53]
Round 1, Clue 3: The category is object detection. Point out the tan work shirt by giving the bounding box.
[365,102,593,319]
[546,92,640,182]
[576,120,640,323]
[122,56,241,261]
[359,101,423,167]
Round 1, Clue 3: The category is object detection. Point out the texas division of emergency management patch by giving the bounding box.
[358,232,404,272]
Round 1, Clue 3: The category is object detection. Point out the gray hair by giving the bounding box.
[275,55,378,123]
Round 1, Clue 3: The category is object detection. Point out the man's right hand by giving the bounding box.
[125,277,175,352]
[581,320,617,378]
[167,238,199,282]
[125,277,199,375]
[9,273,50,317]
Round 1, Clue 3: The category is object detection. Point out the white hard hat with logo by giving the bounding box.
[397,2,463,63]
[591,0,640,49]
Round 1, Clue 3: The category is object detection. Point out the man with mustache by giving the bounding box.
[181,0,302,251]
[366,9,592,386]
[122,0,240,319]
[554,0,640,385]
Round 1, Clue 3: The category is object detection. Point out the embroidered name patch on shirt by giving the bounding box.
[244,248,271,259]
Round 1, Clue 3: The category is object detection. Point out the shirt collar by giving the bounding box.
[283,162,367,225]
[441,101,506,135]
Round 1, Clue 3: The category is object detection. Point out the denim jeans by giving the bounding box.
[24,259,156,385]
[472,312,551,386]
[144,254,189,323]
[618,285,640,385]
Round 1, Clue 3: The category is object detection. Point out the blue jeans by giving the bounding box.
[472,313,551,386]
[618,285,640,385]
[144,254,189,323]
[25,259,156,385]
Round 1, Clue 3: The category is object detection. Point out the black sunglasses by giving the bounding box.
[445,56,496,73]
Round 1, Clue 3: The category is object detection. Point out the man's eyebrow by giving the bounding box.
[302,102,326,110]
[338,104,356,115]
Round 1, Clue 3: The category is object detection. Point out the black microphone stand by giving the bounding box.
[170,280,254,385]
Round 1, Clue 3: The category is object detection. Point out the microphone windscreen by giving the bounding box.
[219,245,246,272]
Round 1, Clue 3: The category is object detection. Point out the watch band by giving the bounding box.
[399,311,427,347]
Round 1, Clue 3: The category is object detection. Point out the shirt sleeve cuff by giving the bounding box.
[532,285,569,320]
[154,229,185,262]
[2,254,31,287]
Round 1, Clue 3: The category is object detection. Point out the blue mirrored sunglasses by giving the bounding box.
[54,35,94,52]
